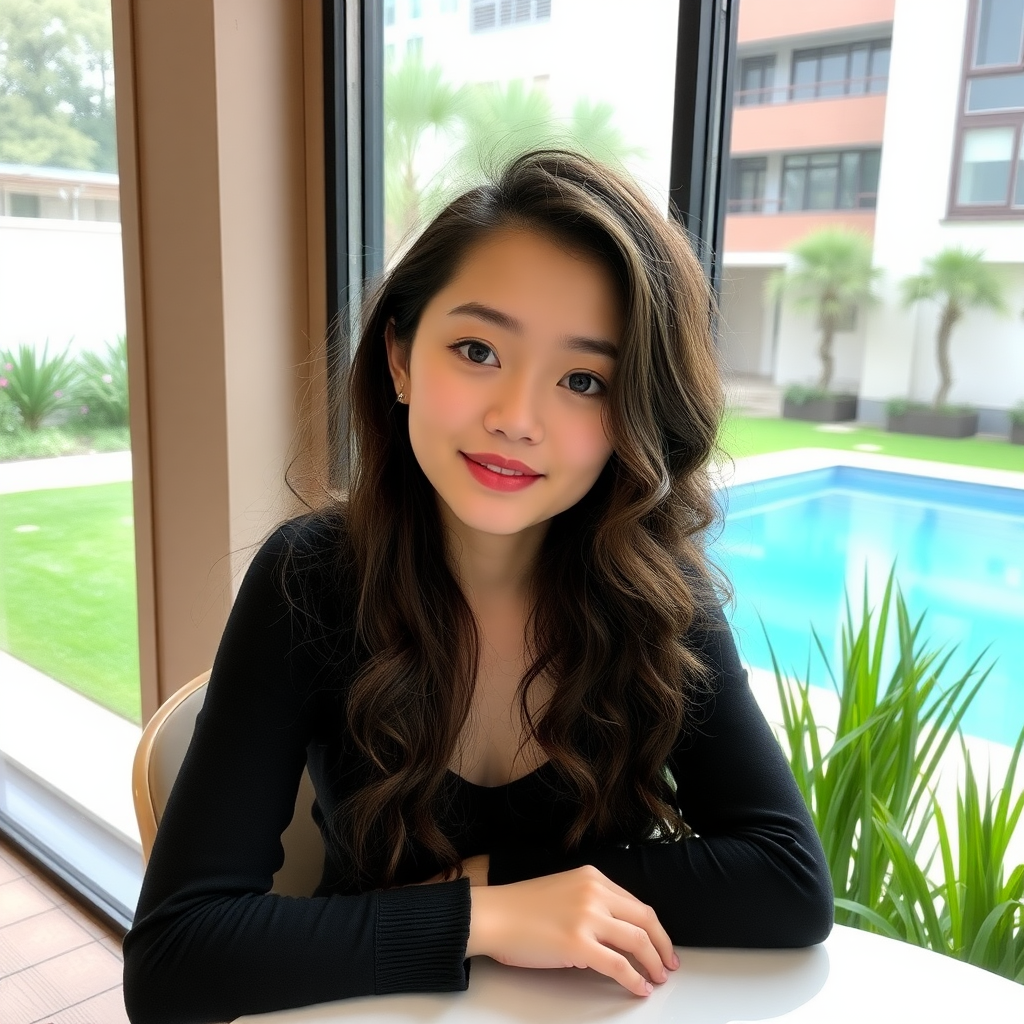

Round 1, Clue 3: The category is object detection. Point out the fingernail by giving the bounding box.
[644,981,654,994]
[671,952,680,969]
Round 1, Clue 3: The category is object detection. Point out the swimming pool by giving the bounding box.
[716,466,1024,747]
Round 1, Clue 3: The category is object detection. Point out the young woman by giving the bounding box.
[123,150,833,1024]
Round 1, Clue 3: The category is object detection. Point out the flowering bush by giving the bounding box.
[78,335,129,427]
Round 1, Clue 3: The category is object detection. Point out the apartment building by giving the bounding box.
[720,0,1024,429]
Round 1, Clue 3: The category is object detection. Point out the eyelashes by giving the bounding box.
[447,340,607,397]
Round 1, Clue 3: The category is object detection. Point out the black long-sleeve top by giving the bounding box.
[123,514,833,1024]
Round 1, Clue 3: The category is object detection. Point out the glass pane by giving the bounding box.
[807,163,839,209]
[1015,132,1024,205]
[383,0,680,259]
[818,48,849,97]
[0,0,140,918]
[975,0,1024,66]
[791,52,819,100]
[859,149,881,206]
[958,127,1014,202]
[838,152,860,207]
[781,164,806,210]
[868,43,890,92]
[966,71,1024,111]
[848,46,869,94]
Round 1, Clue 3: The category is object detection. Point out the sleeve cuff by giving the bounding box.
[374,878,472,995]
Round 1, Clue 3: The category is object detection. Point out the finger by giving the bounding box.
[587,943,653,997]
[595,917,669,985]
[606,891,676,971]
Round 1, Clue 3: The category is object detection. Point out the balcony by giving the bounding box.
[731,90,887,155]
[724,207,877,254]
[737,0,894,45]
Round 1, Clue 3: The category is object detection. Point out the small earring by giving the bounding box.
[396,391,406,404]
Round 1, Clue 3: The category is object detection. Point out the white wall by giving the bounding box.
[718,267,775,375]
[0,218,126,357]
[773,298,868,393]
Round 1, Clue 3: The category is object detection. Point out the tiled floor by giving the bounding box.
[0,835,128,1024]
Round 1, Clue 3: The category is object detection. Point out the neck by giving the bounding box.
[438,499,548,605]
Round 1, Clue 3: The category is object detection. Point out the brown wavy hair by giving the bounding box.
[326,150,724,887]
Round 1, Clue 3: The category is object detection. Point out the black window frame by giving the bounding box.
[325,0,739,477]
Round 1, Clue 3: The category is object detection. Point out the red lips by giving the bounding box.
[461,452,541,476]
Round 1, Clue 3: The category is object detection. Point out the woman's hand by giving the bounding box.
[467,864,678,997]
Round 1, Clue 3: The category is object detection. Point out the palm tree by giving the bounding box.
[767,228,880,392]
[563,98,645,167]
[384,60,464,250]
[901,247,1007,409]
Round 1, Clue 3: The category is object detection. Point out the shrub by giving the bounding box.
[78,336,129,427]
[784,384,850,405]
[0,342,79,430]
[1011,403,1024,428]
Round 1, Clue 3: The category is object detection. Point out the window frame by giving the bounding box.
[949,0,1024,218]
[780,149,881,212]
[789,39,891,101]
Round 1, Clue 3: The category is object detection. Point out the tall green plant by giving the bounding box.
[766,228,880,392]
[0,342,79,430]
[79,335,129,427]
[901,247,1007,409]
[769,570,1024,982]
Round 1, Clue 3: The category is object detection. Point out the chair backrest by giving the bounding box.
[132,672,325,897]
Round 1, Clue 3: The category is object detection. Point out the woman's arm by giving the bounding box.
[486,599,834,948]
[123,521,472,1024]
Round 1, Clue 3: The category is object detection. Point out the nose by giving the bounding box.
[482,371,544,444]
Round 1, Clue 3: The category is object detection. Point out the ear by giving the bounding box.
[384,318,410,396]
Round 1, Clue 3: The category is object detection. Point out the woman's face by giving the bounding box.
[387,227,622,540]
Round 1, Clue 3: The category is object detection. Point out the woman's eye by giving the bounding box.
[563,371,606,397]
[453,340,499,366]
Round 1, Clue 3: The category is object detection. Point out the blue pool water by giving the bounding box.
[715,467,1024,747]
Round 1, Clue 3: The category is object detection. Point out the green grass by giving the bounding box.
[720,414,1024,473]
[0,482,140,723]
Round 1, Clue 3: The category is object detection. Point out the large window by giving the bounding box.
[781,150,881,211]
[790,40,891,100]
[951,0,1024,214]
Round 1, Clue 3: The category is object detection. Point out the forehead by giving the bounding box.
[425,228,623,341]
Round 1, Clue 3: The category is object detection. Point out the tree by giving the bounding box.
[0,0,116,172]
[384,59,464,250]
[767,228,880,392]
[901,247,1007,409]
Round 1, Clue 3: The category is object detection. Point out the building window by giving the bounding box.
[8,192,41,217]
[790,40,890,100]
[737,57,775,106]
[780,150,881,211]
[974,0,1024,66]
[471,0,551,33]
[951,0,1024,215]
[409,0,423,18]
[384,0,396,27]
[406,35,423,59]
[728,156,767,211]
[441,0,459,11]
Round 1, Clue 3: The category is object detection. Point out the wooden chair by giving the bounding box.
[131,671,325,897]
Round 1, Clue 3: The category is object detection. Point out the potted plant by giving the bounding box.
[767,227,880,423]
[1011,402,1024,445]
[893,247,1007,439]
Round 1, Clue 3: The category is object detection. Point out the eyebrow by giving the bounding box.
[447,301,618,360]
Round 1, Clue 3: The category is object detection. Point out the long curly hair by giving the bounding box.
[326,150,724,887]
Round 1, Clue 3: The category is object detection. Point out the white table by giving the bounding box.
[239,925,1024,1022]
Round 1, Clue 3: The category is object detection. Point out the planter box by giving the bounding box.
[887,409,979,439]
[782,395,858,423]
[1011,422,1024,445]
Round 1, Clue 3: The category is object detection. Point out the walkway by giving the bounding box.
[0,451,132,495]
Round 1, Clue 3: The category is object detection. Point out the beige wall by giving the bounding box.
[738,0,895,44]
[111,1,327,718]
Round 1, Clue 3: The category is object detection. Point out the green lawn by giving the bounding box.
[720,414,1024,473]
[0,482,141,723]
